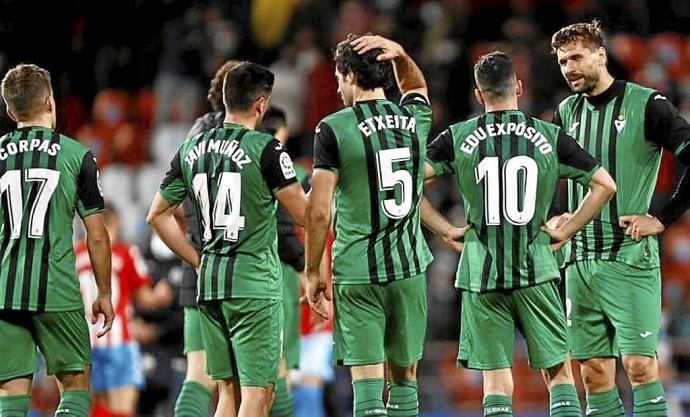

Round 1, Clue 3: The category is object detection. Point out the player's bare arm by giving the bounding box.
[147,192,200,268]
[420,196,470,253]
[351,34,428,99]
[275,182,309,227]
[423,161,437,185]
[543,167,616,250]
[304,168,337,319]
[83,213,115,337]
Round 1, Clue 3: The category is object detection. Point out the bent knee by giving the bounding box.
[623,356,658,385]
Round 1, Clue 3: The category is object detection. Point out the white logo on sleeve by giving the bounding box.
[640,331,653,338]
[650,396,664,404]
[279,152,296,180]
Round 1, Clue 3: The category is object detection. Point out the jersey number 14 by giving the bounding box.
[193,172,245,242]
[475,156,538,225]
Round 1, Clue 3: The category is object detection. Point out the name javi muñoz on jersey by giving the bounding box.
[0,127,104,311]
[555,80,690,268]
[427,110,599,292]
[159,123,297,301]
[313,93,434,284]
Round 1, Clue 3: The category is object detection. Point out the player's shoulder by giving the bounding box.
[55,132,93,160]
[320,107,357,129]
[448,115,483,137]
[625,81,658,102]
[557,93,581,113]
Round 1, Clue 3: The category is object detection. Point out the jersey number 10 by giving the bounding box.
[0,169,61,239]
[192,172,245,242]
[475,156,538,225]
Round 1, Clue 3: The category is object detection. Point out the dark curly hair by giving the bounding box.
[207,60,243,111]
[334,33,393,91]
[551,20,606,54]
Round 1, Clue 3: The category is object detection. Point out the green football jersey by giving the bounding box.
[313,93,434,284]
[159,123,298,301]
[427,110,599,292]
[555,80,690,268]
[0,127,104,312]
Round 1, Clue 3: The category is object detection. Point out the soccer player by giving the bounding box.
[75,202,172,417]
[423,51,616,417]
[550,21,690,416]
[174,59,242,417]
[305,34,439,417]
[0,64,114,417]
[147,62,308,417]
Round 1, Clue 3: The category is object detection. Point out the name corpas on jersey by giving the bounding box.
[184,138,252,169]
[0,138,61,161]
[357,114,417,137]
[459,122,553,155]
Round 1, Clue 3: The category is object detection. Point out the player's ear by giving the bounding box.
[515,79,523,98]
[597,46,607,67]
[45,94,54,114]
[5,106,16,122]
[474,88,485,107]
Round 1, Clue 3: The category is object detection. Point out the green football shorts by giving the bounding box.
[198,298,282,387]
[183,306,205,354]
[333,273,427,367]
[0,309,91,380]
[458,280,568,370]
[281,263,301,370]
[565,259,661,359]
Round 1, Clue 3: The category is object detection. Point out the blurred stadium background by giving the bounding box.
[2,0,690,416]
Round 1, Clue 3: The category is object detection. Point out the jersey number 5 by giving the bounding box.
[475,156,538,225]
[193,172,245,242]
[0,169,61,239]
[376,147,413,219]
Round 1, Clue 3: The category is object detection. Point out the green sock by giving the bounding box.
[633,380,667,416]
[269,376,294,417]
[549,384,582,416]
[352,378,386,417]
[386,381,419,416]
[174,381,212,417]
[585,387,625,416]
[55,390,90,417]
[0,394,30,417]
[483,395,513,416]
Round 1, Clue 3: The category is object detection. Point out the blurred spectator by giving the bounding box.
[76,203,173,417]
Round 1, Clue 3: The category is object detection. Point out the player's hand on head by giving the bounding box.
[92,294,115,338]
[619,214,665,241]
[351,35,403,61]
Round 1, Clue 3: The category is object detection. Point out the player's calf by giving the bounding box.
[387,363,419,417]
[0,379,32,417]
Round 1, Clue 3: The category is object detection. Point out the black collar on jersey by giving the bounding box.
[585,79,626,107]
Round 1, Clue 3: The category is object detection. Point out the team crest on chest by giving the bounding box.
[614,113,626,133]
